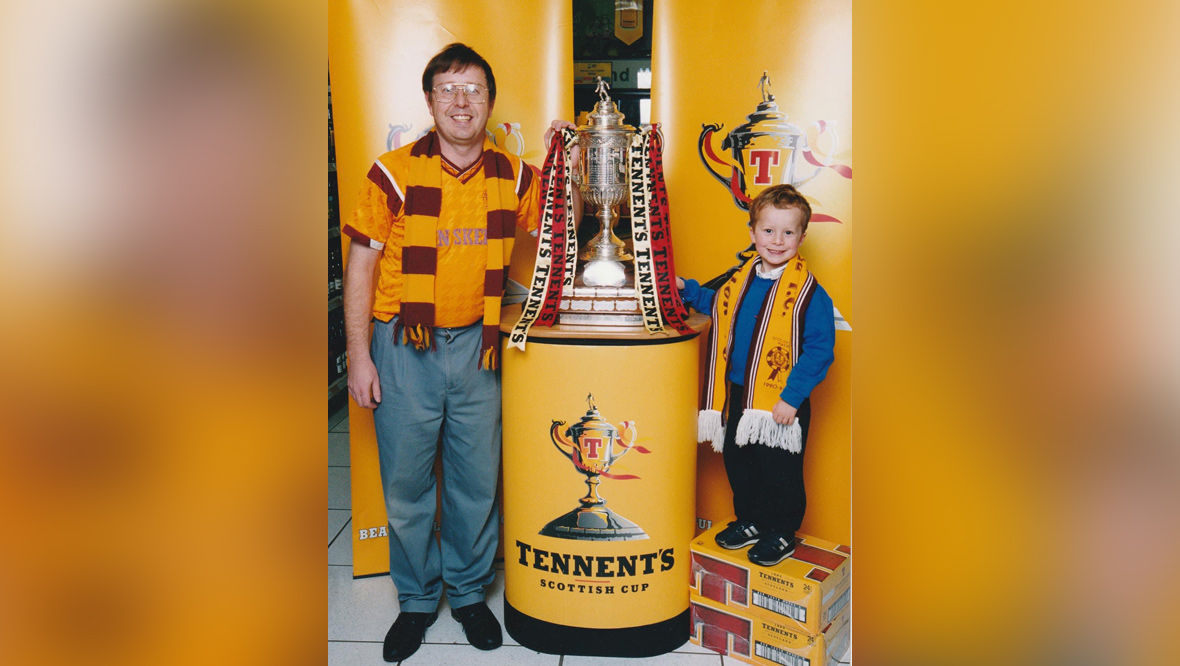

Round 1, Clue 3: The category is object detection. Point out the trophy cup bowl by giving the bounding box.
[555,77,647,326]
[572,80,636,288]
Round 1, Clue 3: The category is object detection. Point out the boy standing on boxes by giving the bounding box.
[677,184,836,566]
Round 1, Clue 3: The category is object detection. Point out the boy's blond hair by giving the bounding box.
[748,184,812,233]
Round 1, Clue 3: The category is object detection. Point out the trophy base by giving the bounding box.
[538,505,649,541]
[557,312,645,327]
[556,269,646,327]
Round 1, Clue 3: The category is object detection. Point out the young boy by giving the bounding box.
[677,184,836,566]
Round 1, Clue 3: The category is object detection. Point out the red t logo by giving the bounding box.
[584,437,603,459]
[748,149,780,185]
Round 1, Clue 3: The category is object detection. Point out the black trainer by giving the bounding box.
[747,532,797,566]
[714,520,762,549]
[383,610,437,662]
[450,601,502,651]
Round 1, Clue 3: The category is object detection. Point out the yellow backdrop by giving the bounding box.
[329,0,573,577]
[651,0,852,545]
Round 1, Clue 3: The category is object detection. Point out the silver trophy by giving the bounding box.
[559,78,643,326]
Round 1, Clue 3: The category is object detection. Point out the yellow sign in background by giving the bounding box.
[328,0,573,577]
[651,0,852,545]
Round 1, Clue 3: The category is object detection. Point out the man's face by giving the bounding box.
[426,66,492,151]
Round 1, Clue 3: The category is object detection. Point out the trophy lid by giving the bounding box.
[570,393,616,436]
[582,77,634,131]
[727,71,802,143]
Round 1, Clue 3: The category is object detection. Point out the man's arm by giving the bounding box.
[344,240,382,409]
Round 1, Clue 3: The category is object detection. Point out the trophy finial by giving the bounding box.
[586,393,595,409]
[758,71,773,102]
[595,76,611,103]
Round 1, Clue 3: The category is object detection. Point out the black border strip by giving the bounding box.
[505,599,688,656]
[499,330,700,347]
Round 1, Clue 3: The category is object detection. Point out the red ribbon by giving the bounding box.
[536,132,571,326]
[646,128,694,334]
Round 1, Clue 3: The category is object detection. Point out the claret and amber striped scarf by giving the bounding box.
[698,254,816,453]
[396,131,519,370]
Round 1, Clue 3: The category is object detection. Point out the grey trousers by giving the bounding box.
[371,316,501,612]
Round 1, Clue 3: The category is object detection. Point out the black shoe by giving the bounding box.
[714,520,761,549]
[747,532,797,566]
[382,611,437,662]
[450,601,502,651]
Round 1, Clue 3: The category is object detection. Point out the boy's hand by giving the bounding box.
[676,276,685,290]
[772,400,797,426]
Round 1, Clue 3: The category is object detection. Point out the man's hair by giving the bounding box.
[421,43,496,103]
[748,184,812,233]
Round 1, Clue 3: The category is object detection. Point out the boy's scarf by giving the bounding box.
[397,131,519,370]
[698,254,816,453]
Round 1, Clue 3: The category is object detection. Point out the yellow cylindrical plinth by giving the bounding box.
[500,308,709,657]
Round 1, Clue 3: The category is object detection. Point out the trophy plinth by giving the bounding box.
[559,78,643,326]
[540,394,649,541]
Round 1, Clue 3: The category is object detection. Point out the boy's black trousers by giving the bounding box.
[721,381,812,535]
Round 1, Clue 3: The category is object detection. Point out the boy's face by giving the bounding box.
[749,205,807,270]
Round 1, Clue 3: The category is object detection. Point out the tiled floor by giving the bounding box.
[328,406,851,665]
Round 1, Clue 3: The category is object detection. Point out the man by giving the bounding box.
[343,43,541,662]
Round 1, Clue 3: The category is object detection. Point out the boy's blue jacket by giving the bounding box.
[681,275,835,408]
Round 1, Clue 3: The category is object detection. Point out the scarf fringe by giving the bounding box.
[735,409,802,453]
[698,409,724,452]
[403,323,434,351]
[479,346,498,371]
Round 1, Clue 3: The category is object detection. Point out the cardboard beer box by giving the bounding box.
[690,524,851,635]
[690,591,850,666]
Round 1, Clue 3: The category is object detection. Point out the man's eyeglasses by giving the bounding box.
[431,83,489,103]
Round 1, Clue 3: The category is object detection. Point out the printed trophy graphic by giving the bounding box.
[698,71,849,211]
[541,394,651,541]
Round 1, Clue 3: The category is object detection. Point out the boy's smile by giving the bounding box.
[749,205,807,270]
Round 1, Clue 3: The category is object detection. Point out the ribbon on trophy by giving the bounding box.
[627,127,692,335]
[626,130,665,333]
[538,129,580,327]
[644,126,693,334]
[507,128,578,351]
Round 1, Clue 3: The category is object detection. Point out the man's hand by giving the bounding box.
[348,356,382,409]
[545,119,580,167]
[772,400,798,426]
[545,119,582,226]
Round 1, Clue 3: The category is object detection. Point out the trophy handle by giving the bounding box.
[698,124,736,190]
[550,420,574,457]
[613,420,638,461]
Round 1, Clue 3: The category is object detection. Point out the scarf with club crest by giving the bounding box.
[697,254,816,452]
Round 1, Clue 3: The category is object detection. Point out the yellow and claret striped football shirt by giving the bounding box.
[345,142,541,327]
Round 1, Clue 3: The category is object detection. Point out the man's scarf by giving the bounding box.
[396,131,519,370]
[697,254,816,453]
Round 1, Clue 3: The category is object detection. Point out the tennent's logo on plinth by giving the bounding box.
[540,394,650,541]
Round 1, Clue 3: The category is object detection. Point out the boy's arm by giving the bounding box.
[678,277,717,315]
[780,285,836,408]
